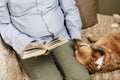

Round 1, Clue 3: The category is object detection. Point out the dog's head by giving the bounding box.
[74,40,92,65]
[74,40,105,73]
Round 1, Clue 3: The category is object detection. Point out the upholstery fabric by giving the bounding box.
[97,0,120,15]
[75,0,98,28]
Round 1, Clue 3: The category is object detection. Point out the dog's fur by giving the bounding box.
[111,14,120,28]
[75,30,120,73]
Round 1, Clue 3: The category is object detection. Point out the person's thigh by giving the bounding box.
[21,55,63,80]
[51,40,91,80]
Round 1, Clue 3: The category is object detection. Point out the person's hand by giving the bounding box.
[25,41,50,56]
[26,41,46,49]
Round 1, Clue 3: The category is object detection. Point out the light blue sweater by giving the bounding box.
[0,0,82,53]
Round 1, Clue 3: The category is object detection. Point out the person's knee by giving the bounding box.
[70,75,91,80]
[68,72,91,80]
[77,75,91,80]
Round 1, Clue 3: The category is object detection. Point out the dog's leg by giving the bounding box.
[85,34,99,43]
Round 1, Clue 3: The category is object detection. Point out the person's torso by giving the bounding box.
[8,0,70,39]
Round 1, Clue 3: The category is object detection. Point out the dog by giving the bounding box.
[75,30,120,73]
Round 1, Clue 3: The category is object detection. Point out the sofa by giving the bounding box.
[0,0,120,80]
[75,0,120,29]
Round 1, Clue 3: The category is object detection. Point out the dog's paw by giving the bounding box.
[85,34,98,43]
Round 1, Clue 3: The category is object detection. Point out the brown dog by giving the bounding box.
[75,30,120,73]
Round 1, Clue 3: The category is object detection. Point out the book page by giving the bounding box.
[46,37,68,50]
[21,49,47,59]
[20,37,68,59]
[24,45,46,51]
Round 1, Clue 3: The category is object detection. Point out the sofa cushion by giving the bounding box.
[75,0,98,29]
[97,0,120,15]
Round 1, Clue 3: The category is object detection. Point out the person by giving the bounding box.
[0,0,90,80]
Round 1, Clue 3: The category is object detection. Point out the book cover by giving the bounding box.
[20,37,68,59]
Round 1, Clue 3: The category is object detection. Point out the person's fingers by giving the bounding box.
[32,42,49,49]
[25,42,34,48]
[43,41,47,45]
[31,42,41,46]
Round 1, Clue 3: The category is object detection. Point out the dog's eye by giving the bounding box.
[79,45,86,47]
[79,43,89,47]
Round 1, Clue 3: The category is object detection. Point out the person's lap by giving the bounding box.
[21,40,90,80]
[51,40,91,80]
[21,55,63,80]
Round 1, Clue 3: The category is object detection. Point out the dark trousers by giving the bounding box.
[22,40,90,80]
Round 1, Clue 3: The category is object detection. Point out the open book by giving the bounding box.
[20,37,68,59]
